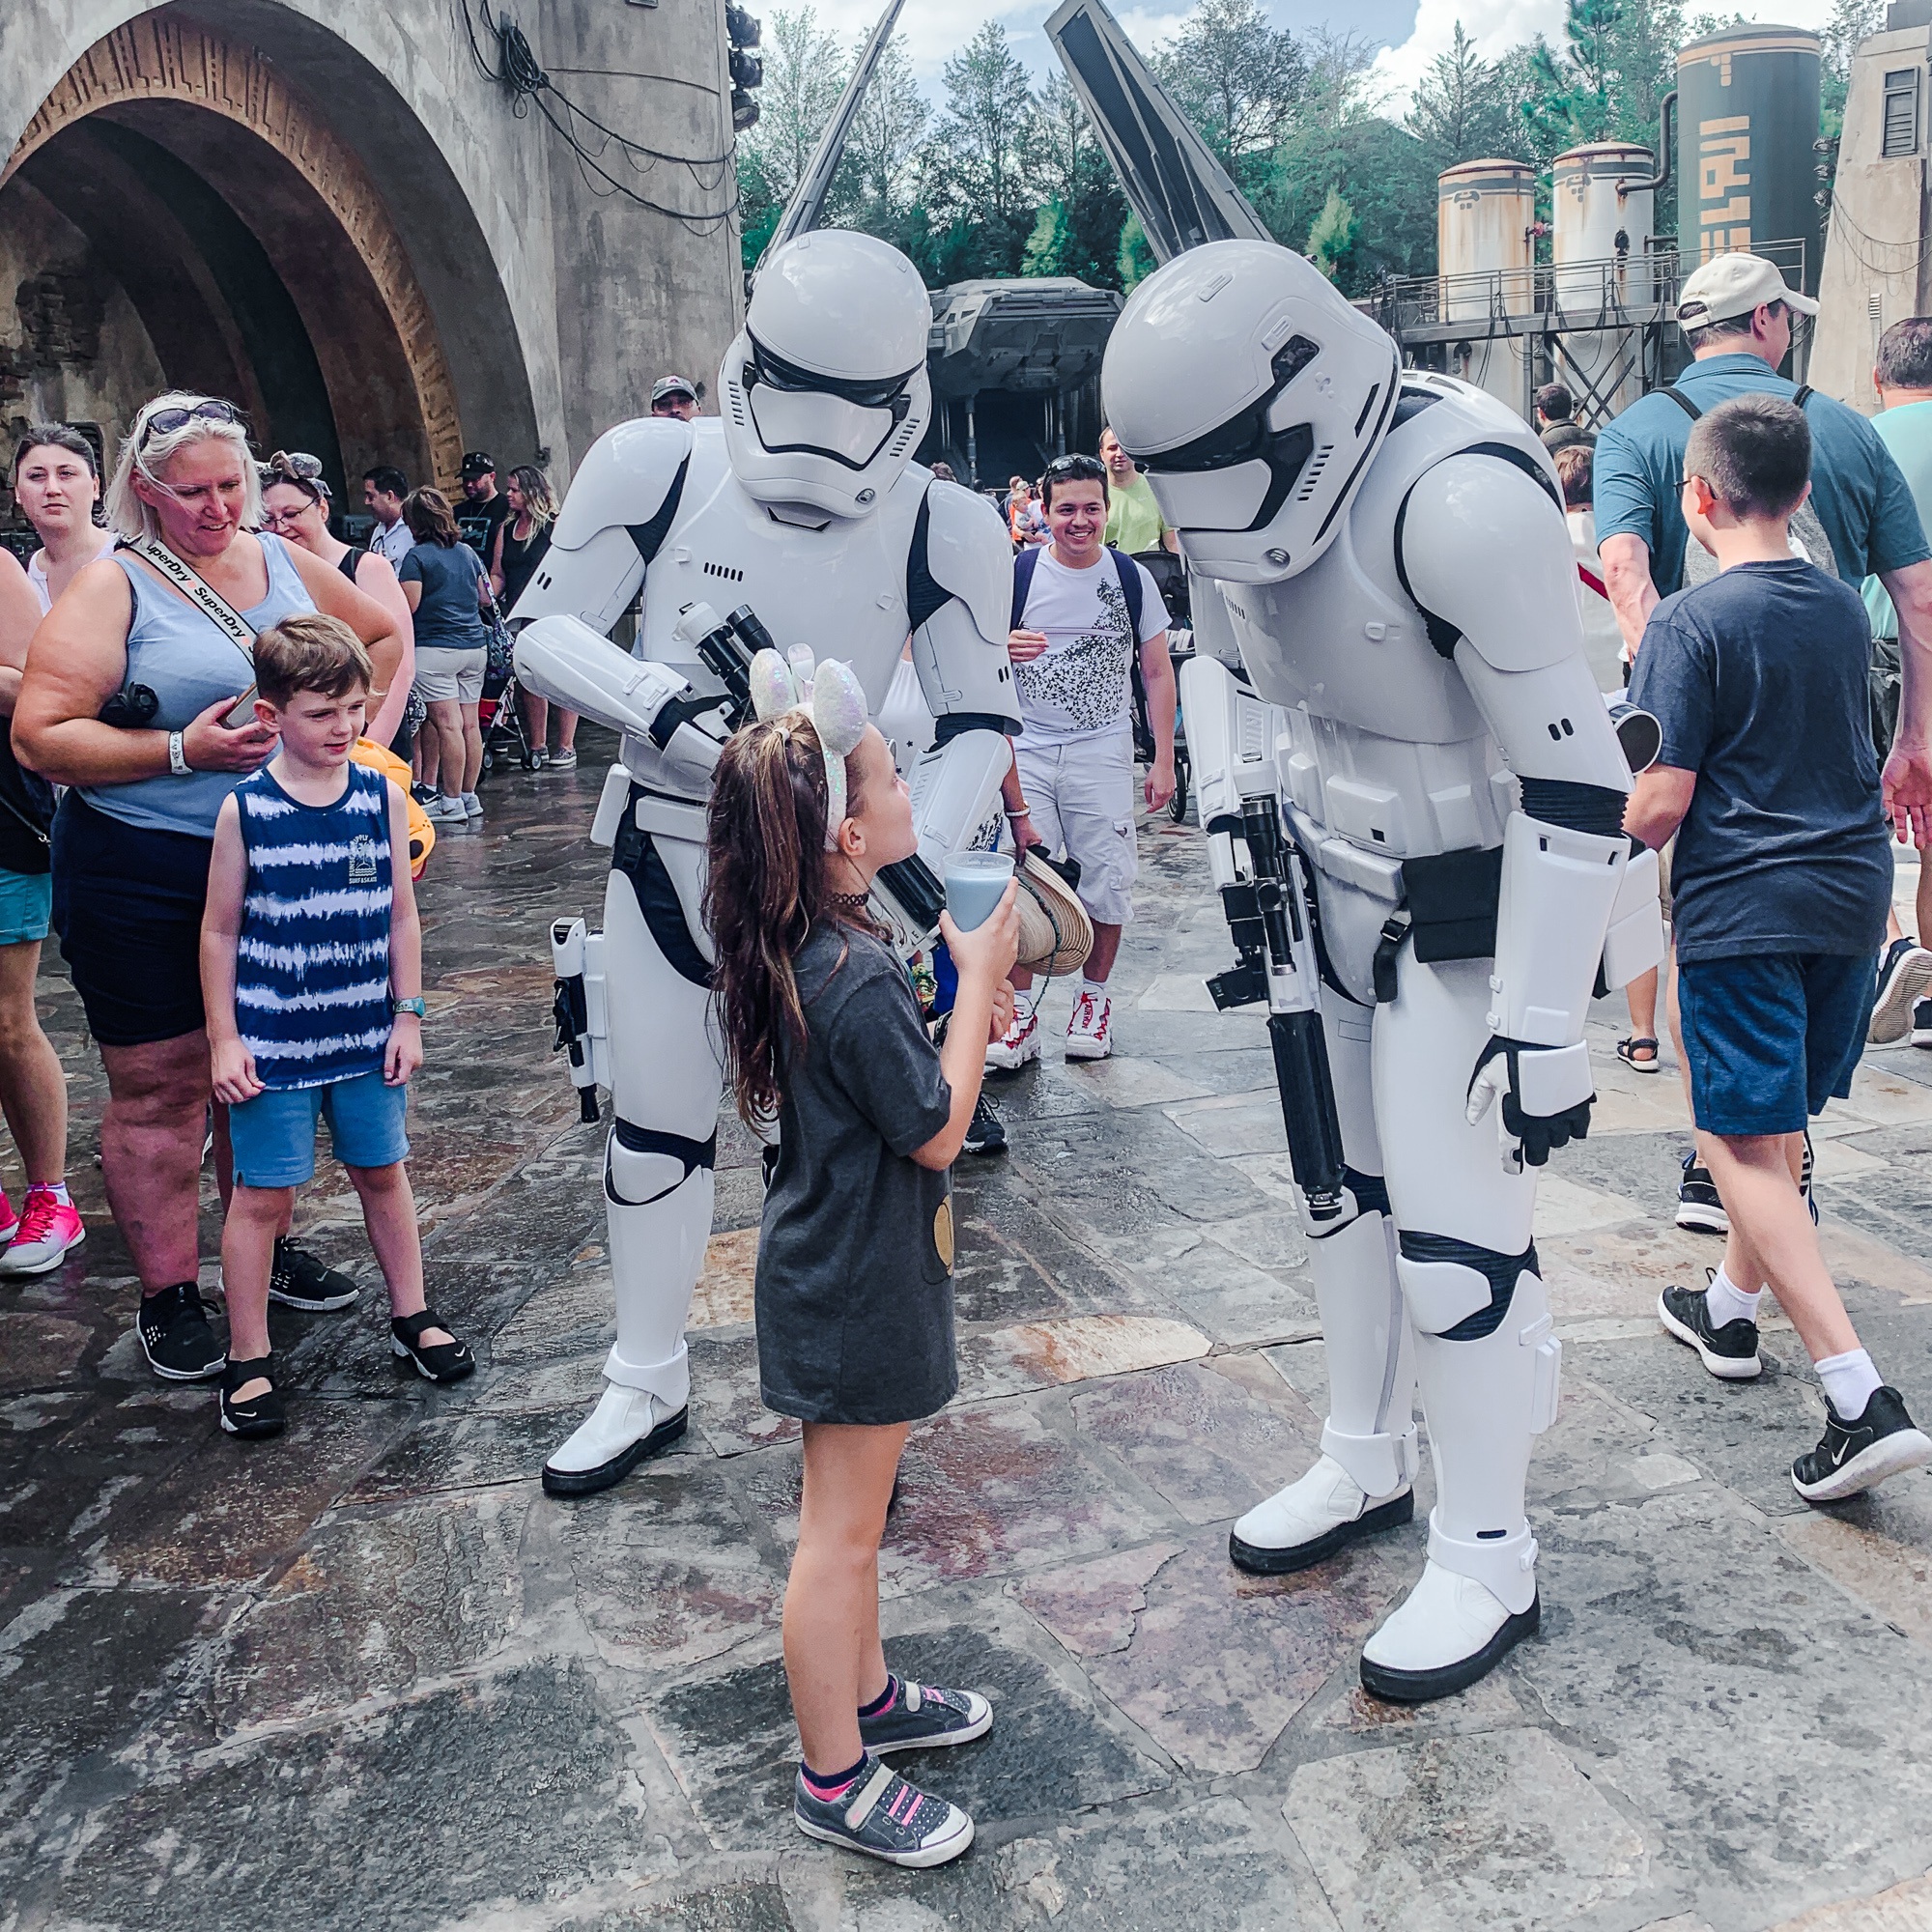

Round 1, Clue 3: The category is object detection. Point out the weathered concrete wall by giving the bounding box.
[535,0,746,458]
[1812,24,1932,410]
[0,177,167,448]
[0,0,745,484]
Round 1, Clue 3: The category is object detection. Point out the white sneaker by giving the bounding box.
[542,1383,689,1497]
[1064,988,1113,1061]
[1229,1455,1414,1575]
[462,791,484,819]
[424,793,468,823]
[985,1005,1041,1071]
[1359,1560,1540,1703]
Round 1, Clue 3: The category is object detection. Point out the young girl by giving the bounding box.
[708,672,1018,1869]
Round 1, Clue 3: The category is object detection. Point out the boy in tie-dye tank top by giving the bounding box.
[201,615,474,1440]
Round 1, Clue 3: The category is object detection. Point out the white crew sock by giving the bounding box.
[1705,1264,1761,1328]
[1079,977,1110,1003]
[1012,984,1037,1018]
[1816,1348,1884,1419]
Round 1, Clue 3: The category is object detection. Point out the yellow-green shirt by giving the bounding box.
[1105,470,1168,555]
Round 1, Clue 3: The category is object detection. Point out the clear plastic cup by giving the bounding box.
[943,850,1014,931]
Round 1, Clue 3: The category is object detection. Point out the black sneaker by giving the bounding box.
[962,1092,1006,1156]
[792,1756,973,1867]
[1792,1385,1932,1502]
[266,1236,359,1312]
[1675,1150,1728,1235]
[218,1354,286,1439]
[1871,939,1932,1045]
[137,1282,226,1381]
[859,1677,993,1756]
[1915,997,1932,1050]
[1658,1276,1762,1379]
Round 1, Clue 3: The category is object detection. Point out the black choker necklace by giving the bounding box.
[826,890,870,915]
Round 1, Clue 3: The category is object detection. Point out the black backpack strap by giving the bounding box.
[1108,546,1146,639]
[1792,384,1812,410]
[1662,386,1702,422]
[1010,544,1040,631]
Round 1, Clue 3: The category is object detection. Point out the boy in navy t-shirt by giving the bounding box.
[1628,394,1932,1501]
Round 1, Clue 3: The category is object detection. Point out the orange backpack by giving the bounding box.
[350,738,434,878]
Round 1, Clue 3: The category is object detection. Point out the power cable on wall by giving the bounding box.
[460,2,740,235]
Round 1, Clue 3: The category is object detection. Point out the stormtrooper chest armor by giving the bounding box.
[1219,383,1539,872]
[637,433,928,718]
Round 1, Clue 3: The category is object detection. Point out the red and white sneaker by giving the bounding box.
[0,1188,84,1275]
[1065,988,1113,1061]
[985,1004,1041,1071]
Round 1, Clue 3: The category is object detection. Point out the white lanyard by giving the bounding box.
[123,533,258,670]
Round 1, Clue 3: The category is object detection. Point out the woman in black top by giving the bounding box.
[259,452,415,746]
[490,466,577,770]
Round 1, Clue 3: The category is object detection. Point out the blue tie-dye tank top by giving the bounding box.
[233,762,394,1090]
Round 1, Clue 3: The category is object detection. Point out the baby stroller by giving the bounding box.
[1128,548,1193,825]
[477,592,531,776]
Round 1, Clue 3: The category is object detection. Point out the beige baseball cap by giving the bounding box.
[1677,252,1819,330]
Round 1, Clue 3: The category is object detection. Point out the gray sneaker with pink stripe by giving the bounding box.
[792,1755,974,1867]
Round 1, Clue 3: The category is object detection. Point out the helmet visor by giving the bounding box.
[744,334,917,471]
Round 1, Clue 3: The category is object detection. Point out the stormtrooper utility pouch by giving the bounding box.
[1374,846,1503,1002]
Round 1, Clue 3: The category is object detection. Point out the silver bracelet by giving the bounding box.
[168,730,190,778]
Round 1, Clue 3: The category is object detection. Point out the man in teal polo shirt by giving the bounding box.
[1595,252,1932,1231]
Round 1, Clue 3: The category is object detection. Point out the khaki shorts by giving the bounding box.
[414,645,485,704]
[1012,724,1138,927]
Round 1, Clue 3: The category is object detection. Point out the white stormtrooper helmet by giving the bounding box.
[721,230,934,520]
[1102,240,1402,584]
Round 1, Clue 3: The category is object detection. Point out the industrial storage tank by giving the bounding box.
[1676,23,1824,292]
[1552,143,1657,416]
[1436,158,1536,412]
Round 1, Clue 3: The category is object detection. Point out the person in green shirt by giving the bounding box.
[1100,426,1178,556]
[1863,316,1932,1044]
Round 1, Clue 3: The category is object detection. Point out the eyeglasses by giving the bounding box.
[138,399,243,449]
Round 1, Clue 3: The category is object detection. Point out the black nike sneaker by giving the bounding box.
[1658,1277,1762,1379]
[267,1236,359,1312]
[1675,1149,1728,1235]
[137,1282,227,1382]
[1792,1386,1932,1503]
[961,1092,1007,1157]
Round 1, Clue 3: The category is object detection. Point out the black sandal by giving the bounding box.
[219,1354,286,1439]
[390,1307,475,1383]
[1617,1036,1661,1073]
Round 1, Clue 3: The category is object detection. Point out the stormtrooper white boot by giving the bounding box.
[1361,1260,1558,1702]
[1230,1207,1419,1575]
[541,1143,708,1497]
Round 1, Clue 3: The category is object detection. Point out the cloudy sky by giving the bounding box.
[804,0,1844,111]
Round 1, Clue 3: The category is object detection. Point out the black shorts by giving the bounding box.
[51,793,213,1047]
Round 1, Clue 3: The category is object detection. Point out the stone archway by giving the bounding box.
[3,10,464,488]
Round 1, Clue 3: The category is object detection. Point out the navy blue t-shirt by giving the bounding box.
[1629,556,1891,962]
[399,539,488,651]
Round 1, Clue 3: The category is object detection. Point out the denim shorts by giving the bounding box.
[1678,952,1876,1137]
[229,1068,411,1188]
[0,868,52,947]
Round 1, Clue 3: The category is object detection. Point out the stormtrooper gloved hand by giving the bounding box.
[1464,1036,1595,1170]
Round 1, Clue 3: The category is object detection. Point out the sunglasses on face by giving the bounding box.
[139,399,244,448]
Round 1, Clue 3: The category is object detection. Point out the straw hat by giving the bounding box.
[1015,851,1093,976]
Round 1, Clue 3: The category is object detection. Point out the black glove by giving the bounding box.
[1464,1036,1595,1169]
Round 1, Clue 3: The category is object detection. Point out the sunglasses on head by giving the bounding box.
[1044,454,1105,479]
[138,399,244,448]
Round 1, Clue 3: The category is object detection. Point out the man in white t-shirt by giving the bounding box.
[993,451,1176,1065]
[362,466,413,567]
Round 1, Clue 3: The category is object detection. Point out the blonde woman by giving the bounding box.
[491,464,576,768]
[15,393,404,1382]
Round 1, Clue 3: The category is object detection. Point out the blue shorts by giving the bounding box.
[229,1068,411,1189]
[0,868,51,947]
[1678,952,1876,1138]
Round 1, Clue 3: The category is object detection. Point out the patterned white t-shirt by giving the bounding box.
[1013,546,1166,746]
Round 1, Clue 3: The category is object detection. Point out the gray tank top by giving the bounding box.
[83,532,314,838]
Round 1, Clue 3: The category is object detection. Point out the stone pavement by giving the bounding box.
[6,736,1932,1932]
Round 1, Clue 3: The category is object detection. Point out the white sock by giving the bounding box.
[1079,977,1110,1003]
[1013,985,1037,1017]
[1704,1264,1761,1327]
[1816,1348,1883,1419]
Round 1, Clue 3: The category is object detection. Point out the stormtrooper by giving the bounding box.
[507,229,1018,1497]
[1102,242,1662,1700]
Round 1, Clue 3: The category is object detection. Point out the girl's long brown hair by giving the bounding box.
[706,713,855,1123]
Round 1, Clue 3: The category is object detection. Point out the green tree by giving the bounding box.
[1022,71,1129,286]
[1822,0,1885,122]
[736,5,848,270]
[929,21,1037,276]
[1306,187,1359,281]
[1118,212,1157,289]
[1152,0,1308,168]
[1406,23,1536,171]
[832,32,929,226]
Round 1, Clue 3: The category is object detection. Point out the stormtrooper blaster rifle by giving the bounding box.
[1207,796,1350,1228]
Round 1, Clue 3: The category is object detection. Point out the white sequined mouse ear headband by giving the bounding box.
[748,646,869,851]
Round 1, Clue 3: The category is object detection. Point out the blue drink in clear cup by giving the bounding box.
[943,850,1014,931]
